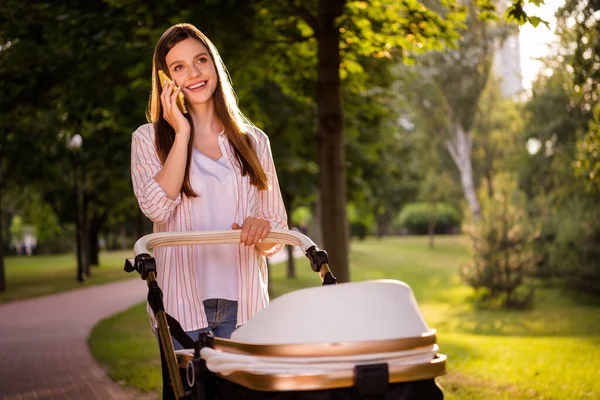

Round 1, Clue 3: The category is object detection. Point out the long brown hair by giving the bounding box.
[146,23,268,197]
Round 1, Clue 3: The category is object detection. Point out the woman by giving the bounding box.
[130,23,287,396]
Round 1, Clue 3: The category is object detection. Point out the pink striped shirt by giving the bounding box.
[131,123,287,331]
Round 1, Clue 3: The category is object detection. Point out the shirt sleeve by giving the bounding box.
[130,126,182,224]
[255,134,288,258]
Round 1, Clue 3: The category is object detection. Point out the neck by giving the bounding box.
[188,99,223,139]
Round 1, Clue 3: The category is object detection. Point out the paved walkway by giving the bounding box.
[0,248,303,400]
[0,279,147,400]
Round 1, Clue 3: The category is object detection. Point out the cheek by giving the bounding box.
[207,63,218,77]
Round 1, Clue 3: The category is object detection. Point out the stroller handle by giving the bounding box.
[133,228,317,256]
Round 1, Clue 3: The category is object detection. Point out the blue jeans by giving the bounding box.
[159,299,238,399]
[171,298,238,349]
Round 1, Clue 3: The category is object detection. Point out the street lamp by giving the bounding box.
[67,134,85,282]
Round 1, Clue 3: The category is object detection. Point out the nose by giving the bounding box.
[188,64,202,81]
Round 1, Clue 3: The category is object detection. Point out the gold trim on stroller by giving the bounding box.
[125,229,446,397]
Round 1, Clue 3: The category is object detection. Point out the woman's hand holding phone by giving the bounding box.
[159,71,190,139]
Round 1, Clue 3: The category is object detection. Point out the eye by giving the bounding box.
[198,57,208,63]
[173,65,183,71]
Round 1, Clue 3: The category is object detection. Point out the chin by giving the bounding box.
[188,93,216,107]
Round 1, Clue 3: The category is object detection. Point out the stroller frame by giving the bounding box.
[124,229,445,400]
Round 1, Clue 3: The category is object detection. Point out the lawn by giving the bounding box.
[88,236,600,399]
[0,250,135,303]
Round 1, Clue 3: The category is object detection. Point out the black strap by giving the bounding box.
[165,313,196,349]
[355,363,389,399]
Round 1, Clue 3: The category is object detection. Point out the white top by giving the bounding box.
[131,124,288,331]
[189,147,238,301]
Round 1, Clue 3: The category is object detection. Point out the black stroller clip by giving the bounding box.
[306,245,338,285]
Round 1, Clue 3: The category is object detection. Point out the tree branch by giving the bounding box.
[446,139,463,172]
[288,0,319,35]
[259,34,315,45]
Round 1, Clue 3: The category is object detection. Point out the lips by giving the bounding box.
[187,80,208,91]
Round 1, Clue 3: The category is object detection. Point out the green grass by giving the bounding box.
[0,250,135,303]
[88,303,163,395]
[88,236,600,399]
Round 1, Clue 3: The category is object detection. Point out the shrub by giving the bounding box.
[546,197,600,296]
[460,175,538,309]
[394,202,461,235]
[350,221,369,240]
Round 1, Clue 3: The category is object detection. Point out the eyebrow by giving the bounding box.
[168,52,209,68]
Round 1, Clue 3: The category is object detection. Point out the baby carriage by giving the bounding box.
[125,229,446,399]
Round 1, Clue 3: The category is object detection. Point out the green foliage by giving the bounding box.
[574,103,600,193]
[546,197,600,296]
[518,0,600,299]
[395,202,461,234]
[472,76,526,188]
[291,206,312,227]
[347,202,373,240]
[460,174,538,308]
[8,216,26,243]
[505,0,550,28]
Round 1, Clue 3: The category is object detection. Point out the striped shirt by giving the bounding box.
[131,123,287,331]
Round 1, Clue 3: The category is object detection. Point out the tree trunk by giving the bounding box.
[312,193,323,248]
[88,212,106,267]
[485,171,494,199]
[317,0,350,283]
[282,192,296,279]
[135,210,145,239]
[88,228,99,266]
[121,225,127,250]
[446,122,481,219]
[82,189,91,277]
[286,245,296,279]
[0,187,6,293]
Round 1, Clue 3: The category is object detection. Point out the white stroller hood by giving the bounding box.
[191,279,445,390]
[129,230,445,394]
[231,279,431,345]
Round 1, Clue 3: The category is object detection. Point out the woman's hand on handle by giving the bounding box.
[161,79,190,138]
[232,217,275,250]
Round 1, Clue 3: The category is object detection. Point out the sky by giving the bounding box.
[519,0,565,91]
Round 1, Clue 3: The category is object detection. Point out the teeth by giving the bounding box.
[188,82,206,89]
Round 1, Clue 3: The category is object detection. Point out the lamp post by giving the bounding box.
[67,134,85,282]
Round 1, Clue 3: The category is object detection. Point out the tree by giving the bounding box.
[566,0,600,193]
[283,0,462,281]
[472,76,526,199]
[517,0,600,295]
[0,0,550,291]
[401,1,515,219]
[249,80,318,278]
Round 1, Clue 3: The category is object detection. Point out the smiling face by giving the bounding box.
[165,38,218,108]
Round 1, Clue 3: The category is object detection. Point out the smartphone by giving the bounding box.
[158,70,188,114]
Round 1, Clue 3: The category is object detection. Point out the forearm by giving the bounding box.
[154,135,189,200]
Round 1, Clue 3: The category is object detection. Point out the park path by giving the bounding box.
[0,278,147,400]
[0,248,301,400]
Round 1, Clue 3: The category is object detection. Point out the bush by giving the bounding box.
[394,202,461,235]
[460,175,538,309]
[546,197,600,296]
[350,221,369,240]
